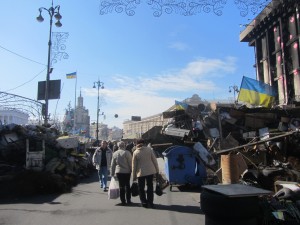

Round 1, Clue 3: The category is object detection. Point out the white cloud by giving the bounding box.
[180,57,236,77]
[168,41,189,51]
[83,57,237,127]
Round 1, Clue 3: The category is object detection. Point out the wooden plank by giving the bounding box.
[215,130,299,155]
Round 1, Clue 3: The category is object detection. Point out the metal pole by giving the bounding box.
[93,79,104,144]
[229,85,239,104]
[37,1,62,125]
[215,130,299,155]
[96,84,100,143]
[73,73,77,134]
[44,11,53,125]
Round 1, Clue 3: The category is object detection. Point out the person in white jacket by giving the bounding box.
[111,141,132,205]
[92,140,112,191]
[132,139,159,208]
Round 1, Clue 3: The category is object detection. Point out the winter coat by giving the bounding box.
[132,145,159,180]
[111,149,132,176]
[92,147,112,171]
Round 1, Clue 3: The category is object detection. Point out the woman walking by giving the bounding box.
[111,141,132,205]
[132,139,159,208]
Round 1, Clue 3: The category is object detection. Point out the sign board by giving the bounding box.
[26,139,45,171]
[37,79,61,100]
[131,116,141,121]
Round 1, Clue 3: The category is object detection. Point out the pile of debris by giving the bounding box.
[147,104,300,189]
[0,123,94,198]
[157,104,300,224]
[207,106,300,186]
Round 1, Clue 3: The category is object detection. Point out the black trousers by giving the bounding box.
[116,173,131,203]
[138,174,154,205]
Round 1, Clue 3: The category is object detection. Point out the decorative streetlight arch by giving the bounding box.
[99,0,272,17]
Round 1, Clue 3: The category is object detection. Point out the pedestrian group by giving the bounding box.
[92,138,160,208]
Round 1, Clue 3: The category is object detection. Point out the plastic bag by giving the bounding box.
[131,182,139,197]
[108,177,119,199]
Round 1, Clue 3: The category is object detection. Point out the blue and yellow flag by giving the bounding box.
[66,72,77,79]
[175,100,188,110]
[238,76,276,108]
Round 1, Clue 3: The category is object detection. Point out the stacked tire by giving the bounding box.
[200,189,260,225]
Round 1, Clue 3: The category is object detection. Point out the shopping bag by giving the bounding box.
[156,173,169,190]
[108,177,119,199]
[155,182,163,196]
[130,182,139,197]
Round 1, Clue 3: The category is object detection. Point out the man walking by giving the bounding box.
[93,140,113,191]
[132,139,159,208]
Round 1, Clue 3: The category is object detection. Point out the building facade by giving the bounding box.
[122,94,209,140]
[0,109,29,125]
[123,113,167,140]
[240,0,300,106]
[90,123,109,141]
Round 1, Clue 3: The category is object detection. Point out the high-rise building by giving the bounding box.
[62,91,90,136]
[74,91,90,136]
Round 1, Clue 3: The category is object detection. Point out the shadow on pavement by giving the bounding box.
[114,202,203,215]
[78,170,99,184]
[0,193,61,205]
[155,204,203,214]
[0,171,98,205]
[176,185,202,193]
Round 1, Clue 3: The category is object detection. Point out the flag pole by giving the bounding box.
[73,71,77,134]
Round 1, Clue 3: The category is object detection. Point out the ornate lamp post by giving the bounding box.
[36,0,62,125]
[93,80,104,144]
[229,85,240,104]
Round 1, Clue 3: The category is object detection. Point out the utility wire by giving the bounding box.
[4,68,47,92]
[0,44,46,66]
[53,82,64,121]
[0,43,47,92]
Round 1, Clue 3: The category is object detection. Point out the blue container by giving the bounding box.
[163,145,204,189]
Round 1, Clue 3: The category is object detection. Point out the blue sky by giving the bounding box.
[0,0,265,128]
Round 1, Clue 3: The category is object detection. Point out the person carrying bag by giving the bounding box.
[132,139,159,208]
[110,141,133,205]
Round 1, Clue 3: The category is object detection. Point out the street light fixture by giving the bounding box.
[93,80,104,144]
[36,0,62,125]
[229,85,240,104]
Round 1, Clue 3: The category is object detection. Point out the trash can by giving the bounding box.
[163,145,204,190]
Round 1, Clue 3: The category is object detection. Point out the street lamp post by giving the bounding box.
[229,85,240,104]
[93,80,104,144]
[36,0,62,125]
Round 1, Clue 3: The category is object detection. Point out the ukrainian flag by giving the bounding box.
[238,76,276,108]
[175,100,188,110]
[66,72,77,79]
